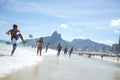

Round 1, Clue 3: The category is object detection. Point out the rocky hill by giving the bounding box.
[24,31,111,52]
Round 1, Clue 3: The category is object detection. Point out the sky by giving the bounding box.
[0,0,120,46]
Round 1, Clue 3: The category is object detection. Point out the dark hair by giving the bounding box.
[13,24,18,28]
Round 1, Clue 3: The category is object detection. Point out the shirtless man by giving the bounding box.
[36,37,44,56]
[64,47,68,56]
[69,47,73,58]
[6,24,26,56]
[56,43,62,57]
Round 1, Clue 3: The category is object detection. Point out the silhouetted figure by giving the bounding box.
[101,55,104,60]
[45,43,50,53]
[37,37,44,56]
[78,52,83,55]
[69,47,73,58]
[56,43,62,57]
[6,24,26,56]
[64,47,68,56]
[88,54,91,58]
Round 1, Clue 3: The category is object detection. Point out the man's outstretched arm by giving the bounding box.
[6,30,10,35]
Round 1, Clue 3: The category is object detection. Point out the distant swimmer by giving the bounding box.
[6,24,26,56]
[56,43,62,57]
[64,47,68,56]
[101,54,104,60]
[36,37,44,56]
[69,47,73,58]
[45,43,50,53]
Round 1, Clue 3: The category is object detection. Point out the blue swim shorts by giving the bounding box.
[12,35,19,48]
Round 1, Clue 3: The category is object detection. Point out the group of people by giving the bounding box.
[6,24,45,56]
[56,43,74,58]
[6,24,74,57]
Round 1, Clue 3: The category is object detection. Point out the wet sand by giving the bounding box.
[0,55,120,80]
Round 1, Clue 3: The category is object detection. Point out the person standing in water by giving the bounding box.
[45,43,50,53]
[64,47,68,56]
[69,47,73,58]
[36,37,44,56]
[56,43,62,57]
[6,24,26,56]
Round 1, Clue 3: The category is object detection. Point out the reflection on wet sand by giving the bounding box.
[0,55,120,80]
[0,64,41,80]
[33,64,40,80]
[113,71,120,80]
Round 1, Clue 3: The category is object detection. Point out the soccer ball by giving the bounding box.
[29,34,33,38]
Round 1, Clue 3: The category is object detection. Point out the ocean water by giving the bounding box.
[0,43,120,80]
[0,43,42,78]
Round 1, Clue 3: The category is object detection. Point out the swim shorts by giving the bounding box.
[11,35,19,48]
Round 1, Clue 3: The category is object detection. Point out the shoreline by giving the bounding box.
[78,52,120,64]
[0,43,42,78]
[0,43,120,80]
[0,53,120,80]
[91,55,120,64]
[0,43,57,78]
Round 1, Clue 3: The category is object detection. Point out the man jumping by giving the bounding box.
[6,24,26,56]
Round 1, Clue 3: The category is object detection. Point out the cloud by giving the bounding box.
[0,0,16,3]
[0,20,7,24]
[77,29,83,32]
[0,0,5,3]
[97,27,104,30]
[60,24,69,29]
[0,15,9,26]
[110,19,120,27]
[79,36,85,39]
[114,30,120,33]
[5,1,72,19]
[5,0,120,20]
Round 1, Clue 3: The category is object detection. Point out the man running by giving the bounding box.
[6,24,26,56]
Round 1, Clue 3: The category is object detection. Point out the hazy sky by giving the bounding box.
[0,0,120,46]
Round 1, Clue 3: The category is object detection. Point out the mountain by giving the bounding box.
[24,31,71,49]
[70,39,110,52]
[24,31,111,52]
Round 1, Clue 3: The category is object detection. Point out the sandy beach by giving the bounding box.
[0,43,120,80]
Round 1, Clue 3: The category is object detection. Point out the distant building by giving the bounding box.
[112,44,119,54]
[112,36,120,54]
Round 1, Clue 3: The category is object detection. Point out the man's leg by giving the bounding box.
[45,48,47,52]
[11,38,17,56]
[11,43,17,56]
[11,48,16,56]
[37,48,40,55]
[18,34,26,43]
[57,51,60,57]
[40,47,42,56]
[69,53,71,58]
